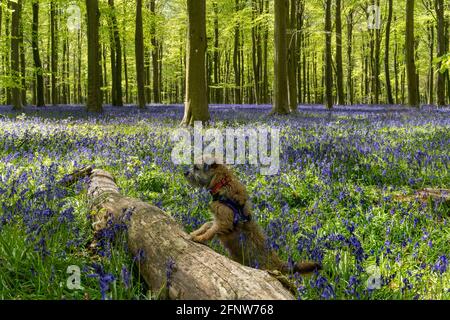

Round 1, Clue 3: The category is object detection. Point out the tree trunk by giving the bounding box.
[86,0,103,112]
[50,1,58,105]
[182,0,210,126]
[108,0,123,107]
[405,0,419,107]
[394,23,399,104]
[10,0,22,110]
[150,0,160,103]
[0,2,3,104]
[233,0,241,105]
[135,0,146,108]
[435,0,446,106]
[19,10,26,106]
[346,10,354,105]
[272,0,290,114]
[373,0,381,105]
[287,0,298,112]
[85,169,294,300]
[385,0,394,104]
[427,22,434,105]
[324,0,333,109]
[335,0,344,105]
[213,1,221,104]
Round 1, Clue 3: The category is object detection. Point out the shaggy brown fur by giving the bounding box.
[184,160,321,274]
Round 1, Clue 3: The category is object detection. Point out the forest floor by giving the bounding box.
[0,104,449,300]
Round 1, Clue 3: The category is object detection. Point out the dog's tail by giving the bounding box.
[282,261,322,274]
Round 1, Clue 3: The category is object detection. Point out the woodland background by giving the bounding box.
[0,0,449,116]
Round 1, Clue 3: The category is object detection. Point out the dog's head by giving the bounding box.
[184,158,222,188]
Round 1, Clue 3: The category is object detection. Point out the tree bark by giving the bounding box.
[108,0,123,107]
[346,10,354,105]
[135,0,146,108]
[435,0,446,106]
[213,1,221,104]
[324,0,333,109]
[385,0,394,104]
[287,0,298,112]
[150,0,160,104]
[182,0,210,126]
[86,0,103,112]
[86,169,294,300]
[405,0,419,107]
[10,0,22,110]
[335,0,344,105]
[19,10,26,106]
[50,1,58,105]
[233,0,241,105]
[272,0,290,114]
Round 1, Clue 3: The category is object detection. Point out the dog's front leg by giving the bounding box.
[191,223,220,243]
[189,221,213,238]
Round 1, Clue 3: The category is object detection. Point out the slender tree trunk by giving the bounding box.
[108,0,123,107]
[373,0,381,104]
[324,0,333,109]
[19,10,25,106]
[150,0,160,103]
[394,27,399,104]
[102,44,108,104]
[50,1,58,105]
[0,2,3,104]
[233,0,241,104]
[427,22,434,105]
[335,0,344,105]
[123,39,129,105]
[62,38,68,104]
[287,0,298,112]
[5,1,11,105]
[85,0,103,112]
[262,0,269,104]
[135,0,146,108]
[11,0,23,110]
[385,0,394,104]
[435,0,446,106]
[182,0,210,126]
[405,0,419,107]
[77,30,82,104]
[272,0,290,114]
[213,1,221,104]
[346,10,354,105]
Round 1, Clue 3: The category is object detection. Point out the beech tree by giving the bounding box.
[86,0,102,112]
[10,0,22,110]
[272,0,290,115]
[405,0,419,107]
[182,0,210,126]
[135,0,145,108]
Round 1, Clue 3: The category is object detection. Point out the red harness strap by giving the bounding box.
[209,176,231,195]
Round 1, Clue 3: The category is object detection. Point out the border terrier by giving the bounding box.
[184,159,321,274]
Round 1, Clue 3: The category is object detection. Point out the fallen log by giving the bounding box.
[86,169,295,300]
[395,188,450,204]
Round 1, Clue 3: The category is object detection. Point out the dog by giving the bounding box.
[184,159,321,275]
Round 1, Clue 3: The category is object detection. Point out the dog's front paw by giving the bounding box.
[191,235,208,244]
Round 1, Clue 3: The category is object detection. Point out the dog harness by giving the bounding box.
[209,177,252,226]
